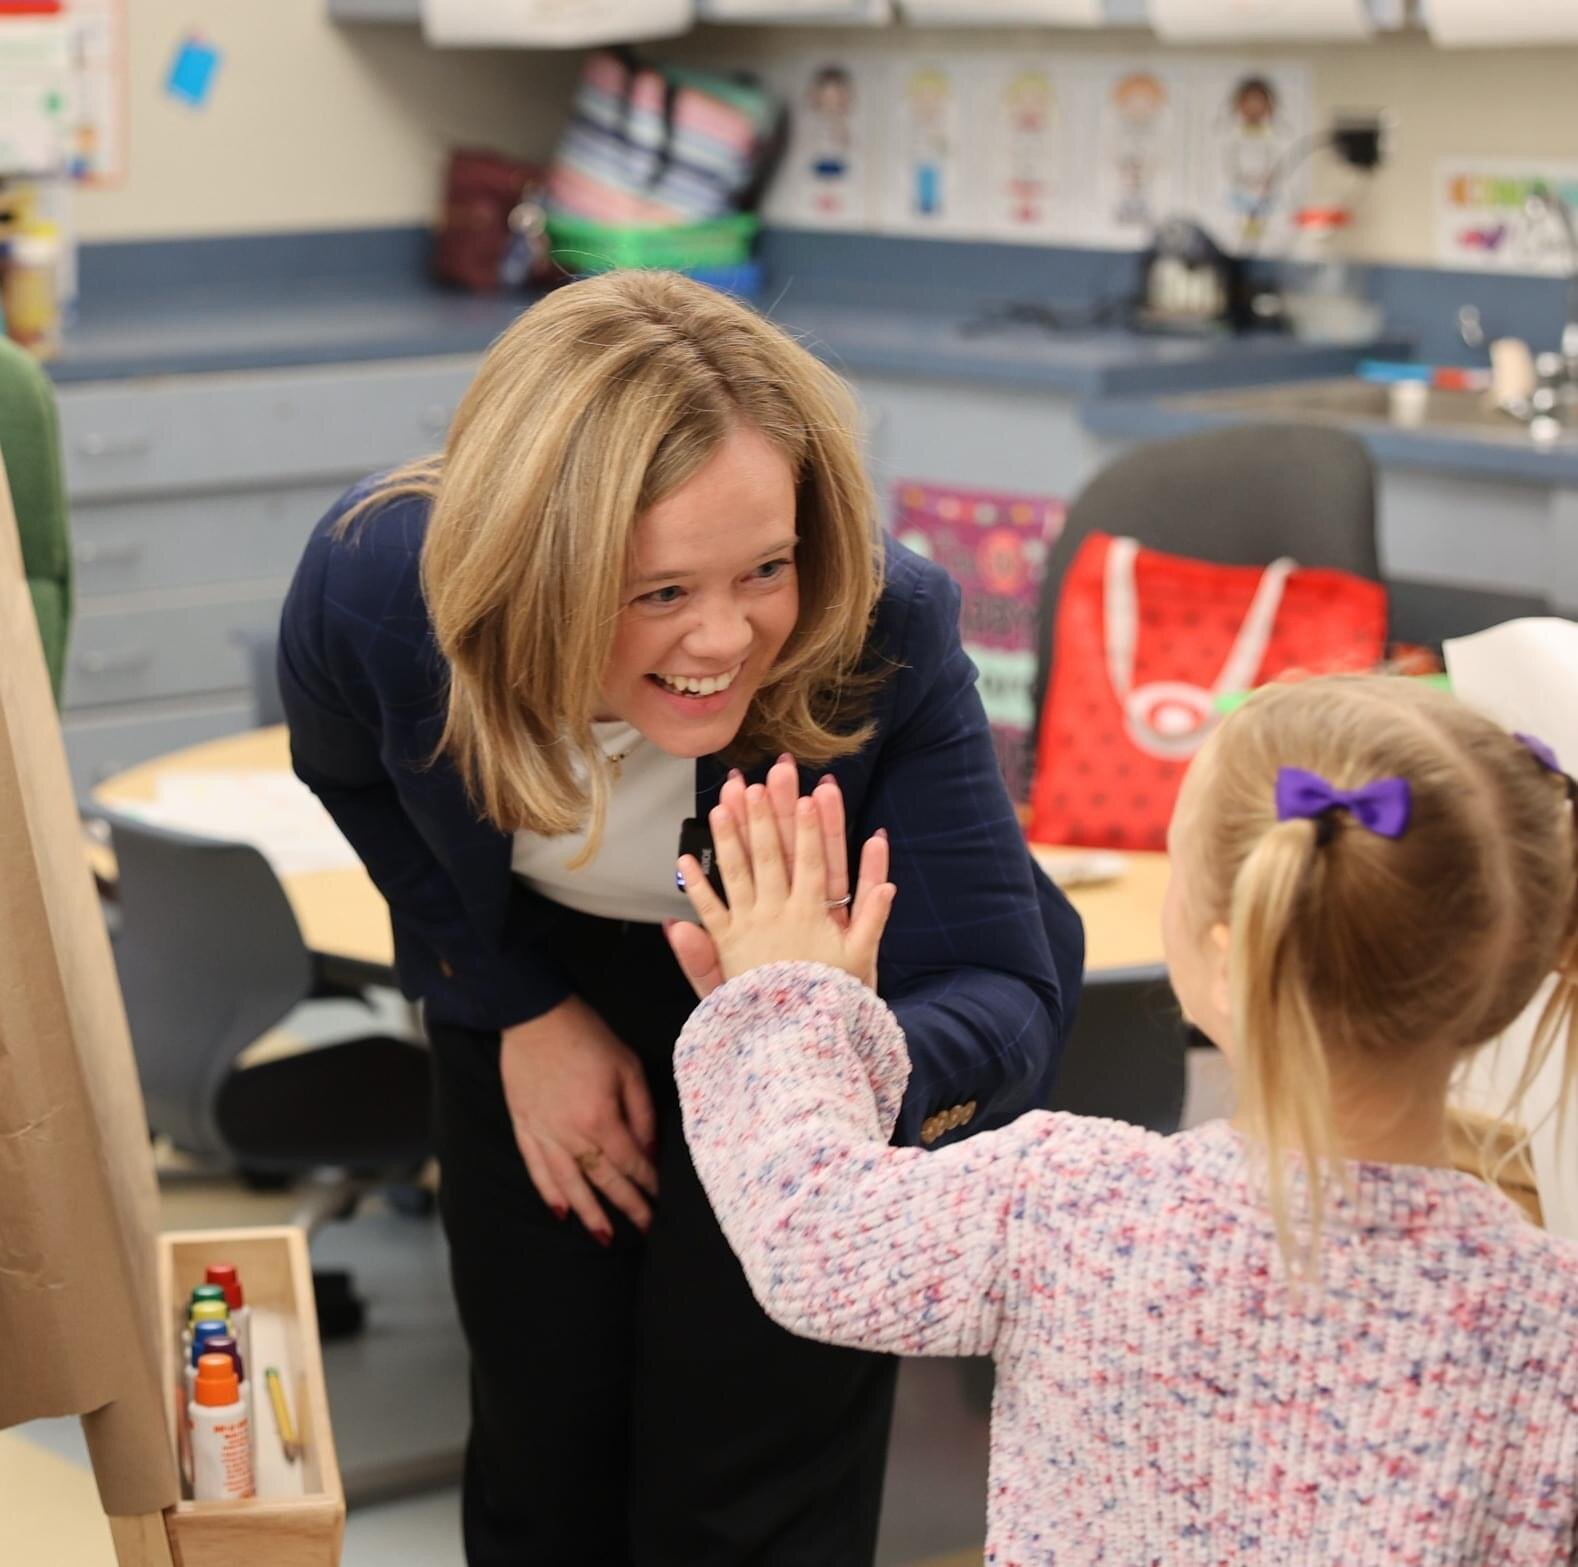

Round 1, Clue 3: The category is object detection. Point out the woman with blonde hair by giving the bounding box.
[278,269,1083,1565]
[672,674,1578,1563]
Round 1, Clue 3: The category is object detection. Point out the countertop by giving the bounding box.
[1080,390,1578,487]
[49,269,1398,399]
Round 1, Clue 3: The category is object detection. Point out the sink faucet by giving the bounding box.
[1525,182,1578,379]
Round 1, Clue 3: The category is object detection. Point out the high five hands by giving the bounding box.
[668,764,895,993]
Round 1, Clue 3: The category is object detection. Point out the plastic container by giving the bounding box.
[189,1353,255,1502]
[1282,206,1384,345]
[3,224,61,360]
[545,212,758,276]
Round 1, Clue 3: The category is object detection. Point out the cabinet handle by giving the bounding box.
[76,431,153,459]
[74,539,144,566]
[78,647,153,675]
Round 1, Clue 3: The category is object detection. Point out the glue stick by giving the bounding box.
[190,1354,254,1501]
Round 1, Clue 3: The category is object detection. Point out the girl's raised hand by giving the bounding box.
[677,784,894,989]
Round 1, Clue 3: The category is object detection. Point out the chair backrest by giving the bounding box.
[1032,424,1380,751]
[0,336,71,702]
[239,628,285,728]
[97,809,313,1158]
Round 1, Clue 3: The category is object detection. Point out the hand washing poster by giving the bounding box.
[892,482,1065,803]
[881,58,967,232]
[1089,62,1189,247]
[762,49,1312,257]
[761,53,879,229]
[1191,61,1311,254]
[1435,160,1578,275]
[975,56,1088,239]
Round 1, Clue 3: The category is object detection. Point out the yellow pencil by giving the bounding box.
[265,1366,302,1463]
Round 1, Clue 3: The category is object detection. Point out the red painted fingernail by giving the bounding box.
[875,828,888,840]
[728,768,744,782]
[594,1230,613,1248]
[778,752,794,767]
[551,1204,568,1222]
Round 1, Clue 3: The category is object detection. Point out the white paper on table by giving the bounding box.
[1150,0,1371,38]
[1443,617,1578,1241]
[110,771,361,879]
[1426,0,1578,45]
[897,0,1103,23]
[421,0,693,47]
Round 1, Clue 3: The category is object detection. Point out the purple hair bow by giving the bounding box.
[1515,731,1578,802]
[1275,767,1412,840]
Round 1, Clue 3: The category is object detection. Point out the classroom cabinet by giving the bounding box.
[849,368,1577,623]
[57,357,475,794]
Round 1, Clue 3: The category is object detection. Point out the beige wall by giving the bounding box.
[74,0,576,241]
[678,24,1578,267]
[77,6,1578,269]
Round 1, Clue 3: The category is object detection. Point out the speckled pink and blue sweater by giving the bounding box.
[674,963,1578,1566]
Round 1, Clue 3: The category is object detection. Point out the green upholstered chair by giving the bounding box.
[0,336,71,702]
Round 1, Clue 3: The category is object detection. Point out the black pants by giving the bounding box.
[427,907,898,1566]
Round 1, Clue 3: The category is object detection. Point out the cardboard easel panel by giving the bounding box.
[0,453,344,1562]
[0,453,177,1523]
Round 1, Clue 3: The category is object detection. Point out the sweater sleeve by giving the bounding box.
[676,960,1103,1359]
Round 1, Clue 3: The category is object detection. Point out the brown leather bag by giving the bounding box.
[432,147,550,293]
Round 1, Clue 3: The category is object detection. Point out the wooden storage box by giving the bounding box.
[159,1228,344,1567]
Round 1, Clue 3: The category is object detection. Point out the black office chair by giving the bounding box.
[1034,425,1381,1134]
[237,626,286,728]
[99,808,432,1331]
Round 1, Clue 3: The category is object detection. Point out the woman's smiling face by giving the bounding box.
[598,423,801,759]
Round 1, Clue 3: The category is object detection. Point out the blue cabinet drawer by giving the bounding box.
[57,357,472,501]
[65,698,254,796]
[63,584,288,711]
[72,484,345,598]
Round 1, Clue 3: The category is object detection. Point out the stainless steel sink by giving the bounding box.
[1177,378,1578,446]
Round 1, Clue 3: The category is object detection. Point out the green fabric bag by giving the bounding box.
[0,337,71,702]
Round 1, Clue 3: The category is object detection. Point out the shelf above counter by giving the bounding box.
[326,0,1412,32]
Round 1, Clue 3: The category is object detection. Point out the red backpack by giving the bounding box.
[1027,532,1387,850]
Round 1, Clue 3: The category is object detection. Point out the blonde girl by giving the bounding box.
[674,674,1578,1564]
[279,270,1083,1564]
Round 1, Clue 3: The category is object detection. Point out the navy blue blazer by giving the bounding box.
[277,483,1084,1149]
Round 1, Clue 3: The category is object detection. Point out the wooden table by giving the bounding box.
[95,727,1169,982]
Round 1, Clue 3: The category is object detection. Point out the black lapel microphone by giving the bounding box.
[677,816,728,904]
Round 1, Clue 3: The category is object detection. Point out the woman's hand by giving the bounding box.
[499,996,659,1245]
[676,784,894,988]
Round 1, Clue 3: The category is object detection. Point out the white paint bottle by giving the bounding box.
[189,1354,255,1501]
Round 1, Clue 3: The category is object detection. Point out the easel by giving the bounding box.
[0,452,342,1562]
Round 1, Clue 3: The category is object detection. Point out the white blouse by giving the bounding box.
[510,721,696,926]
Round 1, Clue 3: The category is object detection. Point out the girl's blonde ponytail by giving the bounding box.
[1229,818,1338,1275]
[1184,676,1578,1277]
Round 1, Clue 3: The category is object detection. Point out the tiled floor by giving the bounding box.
[5,1049,1234,1566]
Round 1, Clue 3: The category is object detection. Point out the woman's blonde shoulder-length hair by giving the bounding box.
[340,269,886,855]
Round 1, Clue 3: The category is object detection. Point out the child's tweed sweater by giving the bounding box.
[675,962,1578,1566]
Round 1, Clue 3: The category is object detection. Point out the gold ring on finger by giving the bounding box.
[575,1147,602,1175]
